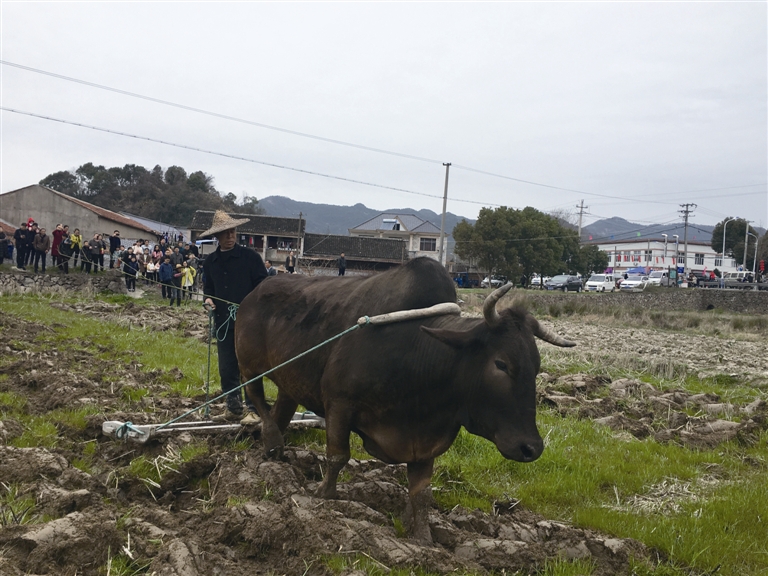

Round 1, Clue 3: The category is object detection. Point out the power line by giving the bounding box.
[11,59,761,206]
[0,60,444,166]
[4,60,765,215]
[1,106,505,208]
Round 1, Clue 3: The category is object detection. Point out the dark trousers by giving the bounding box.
[216,329,254,412]
[24,246,34,266]
[56,254,69,274]
[339,267,346,276]
[72,250,79,267]
[81,259,92,274]
[126,276,136,290]
[99,254,105,270]
[16,245,26,269]
[34,251,47,273]
[169,284,181,306]
[161,281,170,299]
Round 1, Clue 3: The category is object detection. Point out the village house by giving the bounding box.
[591,238,740,276]
[0,184,158,241]
[349,213,446,264]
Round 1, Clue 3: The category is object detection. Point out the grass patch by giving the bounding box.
[0,295,214,398]
[432,410,768,575]
[0,483,38,526]
[0,391,27,411]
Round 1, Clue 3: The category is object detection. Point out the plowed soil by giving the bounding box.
[1,301,766,575]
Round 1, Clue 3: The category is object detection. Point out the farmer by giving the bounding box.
[202,211,268,424]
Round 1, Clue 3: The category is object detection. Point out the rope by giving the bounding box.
[115,421,145,440]
[215,304,239,342]
[154,317,370,432]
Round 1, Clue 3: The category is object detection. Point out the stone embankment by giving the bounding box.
[463,287,768,315]
[0,269,126,296]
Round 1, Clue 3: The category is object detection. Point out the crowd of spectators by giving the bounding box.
[4,218,203,304]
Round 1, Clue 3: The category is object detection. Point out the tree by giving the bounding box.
[164,166,187,186]
[711,218,758,267]
[39,170,83,196]
[453,205,597,279]
[39,163,267,227]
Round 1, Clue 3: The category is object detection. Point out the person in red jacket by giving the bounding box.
[51,224,69,274]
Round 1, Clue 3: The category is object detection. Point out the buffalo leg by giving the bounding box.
[244,377,284,458]
[272,393,299,433]
[406,460,434,543]
[315,409,352,500]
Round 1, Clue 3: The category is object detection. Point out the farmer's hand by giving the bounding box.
[204,298,216,311]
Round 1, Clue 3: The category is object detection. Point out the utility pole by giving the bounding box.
[576,200,588,242]
[743,220,752,270]
[438,163,451,267]
[679,203,696,276]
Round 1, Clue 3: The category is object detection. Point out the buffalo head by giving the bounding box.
[421,283,575,463]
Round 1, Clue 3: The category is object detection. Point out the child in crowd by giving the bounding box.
[124,254,139,292]
[181,260,197,302]
[170,263,183,306]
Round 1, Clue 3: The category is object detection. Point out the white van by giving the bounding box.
[585,274,615,292]
[648,270,674,287]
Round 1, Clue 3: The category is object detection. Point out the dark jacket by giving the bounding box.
[14,227,27,249]
[204,244,268,327]
[33,233,51,253]
[170,252,184,267]
[338,256,346,270]
[110,235,121,253]
[124,260,139,277]
[158,262,174,282]
[0,231,7,255]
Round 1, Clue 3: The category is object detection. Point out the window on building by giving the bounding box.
[420,237,437,251]
[645,250,652,262]
[678,252,685,263]
[632,251,640,261]
[695,253,704,265]
[715,256,722,267]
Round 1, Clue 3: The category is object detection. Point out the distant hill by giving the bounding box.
[582,217,765,244]
[259,196,474,236]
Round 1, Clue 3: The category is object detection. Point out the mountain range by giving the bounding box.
[258,196,472,236]
[258,196,765,247]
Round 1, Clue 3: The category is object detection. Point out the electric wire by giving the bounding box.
[0,106,503,208]
[7,59,763,210]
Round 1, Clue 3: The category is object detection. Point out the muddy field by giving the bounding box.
[1,300,766,575]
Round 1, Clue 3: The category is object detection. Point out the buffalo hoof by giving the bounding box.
[261,421,284,459]
[411,522,433,544]
[315,481,338,500]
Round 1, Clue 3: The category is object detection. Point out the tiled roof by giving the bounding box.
[303,233,406,262]
[0,218,15,236]
[410,220,441,234]
[352,213,431,233]
[190,211,305,236]
[42,186,157,234]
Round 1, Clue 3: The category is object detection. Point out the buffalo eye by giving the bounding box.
[495,360,508,372]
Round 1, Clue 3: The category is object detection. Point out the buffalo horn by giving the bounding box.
[482,283,514,327]
[532,324,576,347]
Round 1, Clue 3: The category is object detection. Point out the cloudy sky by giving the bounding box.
[2,2,766,228]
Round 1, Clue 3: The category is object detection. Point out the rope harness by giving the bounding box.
[150,301,461,434]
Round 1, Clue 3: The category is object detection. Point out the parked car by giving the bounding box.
[585,274,615,292]
[481,275,508,288]
[619,275,649,292]
[647,270,674,287]
[545,275,583,292]
[529,275,551,288]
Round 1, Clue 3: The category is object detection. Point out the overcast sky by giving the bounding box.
[2,2,766,229]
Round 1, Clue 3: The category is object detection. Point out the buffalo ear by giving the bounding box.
[421,326,477,349]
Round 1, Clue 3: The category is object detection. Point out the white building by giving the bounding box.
[349,213,447,264]
[592,238,740,275]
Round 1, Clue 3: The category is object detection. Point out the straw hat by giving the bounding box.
[199,210,250,238]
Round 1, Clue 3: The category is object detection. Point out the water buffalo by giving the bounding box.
[235,257,574,541]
